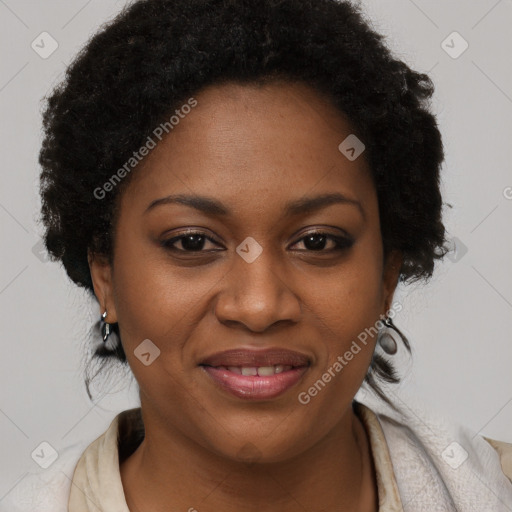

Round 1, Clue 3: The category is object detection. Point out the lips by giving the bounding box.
[199,348,311,368]
[199,348,311,400]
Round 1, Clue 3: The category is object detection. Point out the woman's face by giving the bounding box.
[90,81,401,463]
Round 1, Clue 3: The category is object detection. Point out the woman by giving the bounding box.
[10,0,512,510]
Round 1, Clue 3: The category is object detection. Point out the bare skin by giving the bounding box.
[89,80,402,512]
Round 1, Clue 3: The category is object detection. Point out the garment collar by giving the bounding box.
[68,402,404,511]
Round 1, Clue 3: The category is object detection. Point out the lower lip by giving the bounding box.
[201,366,309,400]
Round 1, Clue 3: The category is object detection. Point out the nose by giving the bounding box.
[214,248,302,333]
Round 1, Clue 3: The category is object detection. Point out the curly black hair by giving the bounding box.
[38,0,449,404]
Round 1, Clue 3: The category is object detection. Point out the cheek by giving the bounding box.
[296,266,383,427]
[111,220,203,335]
[109,238,180,378]
[110,247,206,417]
[110,233,232,392]
[314,235,384,331]
[304,233,384,378]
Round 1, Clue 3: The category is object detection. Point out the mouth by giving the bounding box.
[199,348,311,400]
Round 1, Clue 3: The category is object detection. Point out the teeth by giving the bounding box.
[257,366,275,376]
[221,365,293,376]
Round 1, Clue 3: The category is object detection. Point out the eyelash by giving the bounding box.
[160,229,354,253]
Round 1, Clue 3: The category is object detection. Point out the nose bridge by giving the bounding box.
[214,245,301,332]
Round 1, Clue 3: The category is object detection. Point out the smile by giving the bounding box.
[199,347,311,400]
[201,365,309,400]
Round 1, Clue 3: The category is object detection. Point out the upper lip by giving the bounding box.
[200,348,311,368]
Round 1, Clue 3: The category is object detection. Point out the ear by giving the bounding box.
[88,249,118,323]
[381,249,402,315]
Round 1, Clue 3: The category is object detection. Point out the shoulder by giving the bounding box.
[484,437,512,483]
[0,442,86,512]
[355,395,512,509]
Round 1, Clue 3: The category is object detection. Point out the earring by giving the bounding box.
[377,317,399,355]
[101,309,111,343]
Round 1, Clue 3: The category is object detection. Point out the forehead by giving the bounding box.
[120,80,376,218]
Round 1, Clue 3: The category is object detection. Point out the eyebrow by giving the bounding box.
[145,192,365,220]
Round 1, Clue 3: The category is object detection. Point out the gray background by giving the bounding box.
[1,0,511,499]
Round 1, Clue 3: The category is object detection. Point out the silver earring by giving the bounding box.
[101,309,111,343]
[377,317,399,355]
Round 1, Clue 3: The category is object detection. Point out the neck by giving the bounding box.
[120,403,378,512]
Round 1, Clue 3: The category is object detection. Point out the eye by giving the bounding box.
[290,230,354,252]
[160,229,354,254]
[160,230,222,252]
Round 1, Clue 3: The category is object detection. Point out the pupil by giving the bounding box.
[304,234,326,251]
[182,234,205,251]
[179,234,329,251]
